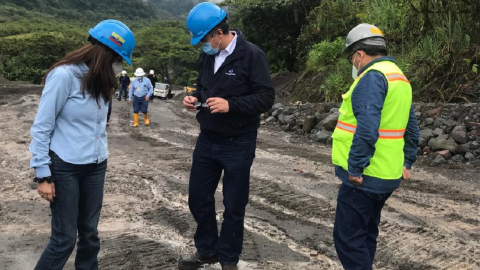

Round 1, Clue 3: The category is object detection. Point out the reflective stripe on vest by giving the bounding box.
[386,73,410,84]
[336,121,405,139]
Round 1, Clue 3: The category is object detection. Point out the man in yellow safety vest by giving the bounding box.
[331,23,420,270]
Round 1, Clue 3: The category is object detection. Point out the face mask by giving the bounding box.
[137,76,143,81]
[200,34,222,55]
[351,53,362,80]
[113,62,123,76]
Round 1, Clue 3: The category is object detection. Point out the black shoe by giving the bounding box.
[222,265,238,270]
[117,97,121,101]
[178,252,218,270]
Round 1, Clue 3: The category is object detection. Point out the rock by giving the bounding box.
[420,128,434,140]
[272,110,279,117]
[313,122,324,131]
[428,134,458,153]
[433,128,444,137]
[282,107,295,116]
[451,130,468,144]
[314,130,332,143]
[266,116,276,124]
[465,152,475,161]
[310,250,318,257]
[326,137,333,146]
[451,155,465,164]
[436,150,451,160]
[457,143,471,155]
[425,118,434,126]
[452,125,467,133]
[329,108,339,113]
[430,155,446,167]
[469,160,480,167]
[321,113,339,131]
[314,112,324,122]
[278,114,286,125]
[272,103,283,111]
[471,141,479,150]
[284,115,295,125]
[303,115,317,133]
[415,112,422,118]
[427,107,442,117]
[418,137,428,149]
[414,105,423,112]
[417,147,423,156]
[423,146,431,155]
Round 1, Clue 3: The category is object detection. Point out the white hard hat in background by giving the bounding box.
[150,70,154,74]
[134,68,146,76]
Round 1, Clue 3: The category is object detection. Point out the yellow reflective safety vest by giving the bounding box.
[331,61,412,180]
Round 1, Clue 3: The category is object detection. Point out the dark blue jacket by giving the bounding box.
[192,30,275,137]
[119,75,130,87]
[335,56,420,194]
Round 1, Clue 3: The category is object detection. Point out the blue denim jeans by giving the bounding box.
[132,96,149,114]
[189,131,257,266]
[34,152,107,270]
[333,183,392,270]
[118,85,128,100]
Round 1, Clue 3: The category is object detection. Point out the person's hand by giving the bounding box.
[348,174,363,186]
[128,99,132,105]
[145,96,150,101]
[38,182,55,202]
[402,166,412,180]
[183,96,198,111]
[206,97,229,113]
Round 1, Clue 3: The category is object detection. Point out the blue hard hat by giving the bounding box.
[88,20,136,65]
[186,2,227,45]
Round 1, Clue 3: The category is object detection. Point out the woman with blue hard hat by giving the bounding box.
[29,20,135,270]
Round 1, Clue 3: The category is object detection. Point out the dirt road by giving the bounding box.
[1,88,479,270]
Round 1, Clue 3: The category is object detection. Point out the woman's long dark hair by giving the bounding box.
[45,44,119,104]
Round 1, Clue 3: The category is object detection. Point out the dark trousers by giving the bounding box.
[133,96,149,114]
[333,183,392,270]
[34,152,107,270]
[189,131,257,266]
[118,85,128,100]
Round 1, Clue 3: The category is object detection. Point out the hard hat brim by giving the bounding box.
[134,71,146,76]
[191,35,202,46]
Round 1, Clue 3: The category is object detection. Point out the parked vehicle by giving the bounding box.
[153,82,172,99]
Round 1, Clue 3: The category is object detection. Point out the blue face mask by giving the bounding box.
[137,76,143,81]
[200,34,221,55]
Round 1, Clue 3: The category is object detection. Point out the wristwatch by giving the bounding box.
[33,176,54,184]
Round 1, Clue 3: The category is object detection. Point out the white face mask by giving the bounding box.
[112,62,123,76]
[351,53,361,80]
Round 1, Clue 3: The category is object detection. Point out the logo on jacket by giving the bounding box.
[225,69,236,76]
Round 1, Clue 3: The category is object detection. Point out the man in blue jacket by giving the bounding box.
[179,3,275,270]
[118,70,130,101]
[332,24,420,270]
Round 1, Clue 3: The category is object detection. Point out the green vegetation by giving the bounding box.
[225,0,480,103]
[2,0,480,102]
[0,1,201,85]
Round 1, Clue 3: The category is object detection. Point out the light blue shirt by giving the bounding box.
[29,63,109,178]
[128,77,153,100]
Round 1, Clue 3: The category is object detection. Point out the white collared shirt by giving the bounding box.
[214,31,237,74]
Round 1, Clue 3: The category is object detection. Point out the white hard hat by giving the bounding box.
[134,68,146,77]
[121,70,127,75]
[342,23,386,56]
[149,70,154,74]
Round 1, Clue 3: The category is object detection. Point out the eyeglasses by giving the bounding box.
[347,52,356,65]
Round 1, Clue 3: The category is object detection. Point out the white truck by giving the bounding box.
[153,82,171,100]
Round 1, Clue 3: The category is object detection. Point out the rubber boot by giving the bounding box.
[132,113,139,127]
[144,113,150,126]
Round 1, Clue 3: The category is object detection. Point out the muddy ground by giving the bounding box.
[0,87,479,270]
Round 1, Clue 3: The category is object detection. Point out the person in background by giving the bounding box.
[118,70,130,101]
[147,69,158,102]
[179,3,275,270]
[331,23,420,270]
[128,67,153,127]
[164,76,169,84]
[29,19,136,270]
